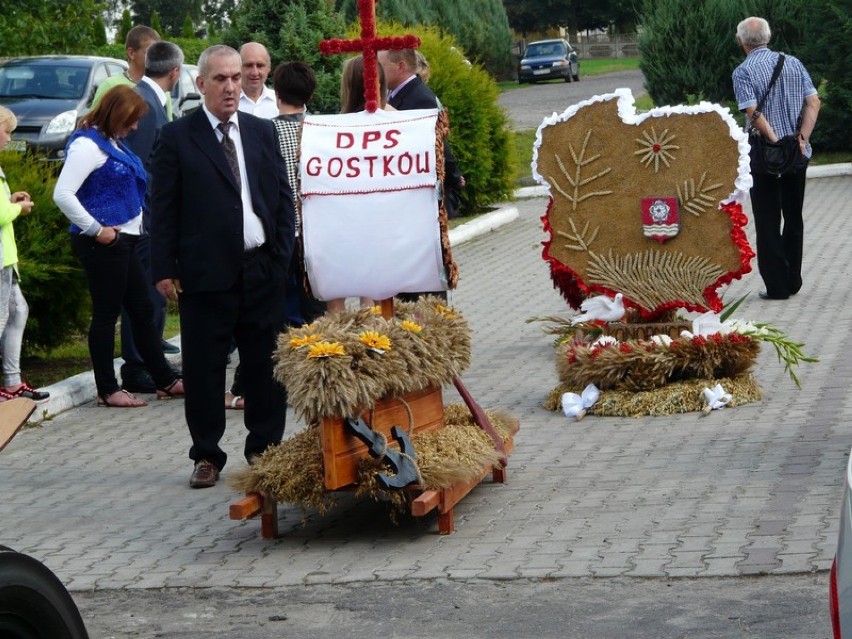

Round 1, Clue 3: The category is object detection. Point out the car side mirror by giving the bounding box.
[179,91,201,107]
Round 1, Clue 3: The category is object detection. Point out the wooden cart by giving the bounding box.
[230,384,515,538]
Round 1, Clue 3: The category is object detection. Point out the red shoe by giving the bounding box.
[4,382,50,402]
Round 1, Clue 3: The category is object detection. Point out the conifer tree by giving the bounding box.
[226,0,346,114]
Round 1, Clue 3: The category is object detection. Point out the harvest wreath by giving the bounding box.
[535,300,814,417]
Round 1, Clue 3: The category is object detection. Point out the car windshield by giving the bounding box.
[0,64,88,99]
[525,43,566,58]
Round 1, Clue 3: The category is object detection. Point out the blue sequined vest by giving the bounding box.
[66,128,147,234]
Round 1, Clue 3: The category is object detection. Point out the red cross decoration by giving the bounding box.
[319,0,420,112]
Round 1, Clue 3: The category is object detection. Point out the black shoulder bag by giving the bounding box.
[748,54,805,177]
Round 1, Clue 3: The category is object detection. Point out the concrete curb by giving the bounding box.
[31,340,182,423]
[449,205,519,246]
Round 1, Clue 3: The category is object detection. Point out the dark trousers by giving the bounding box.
[750,166,808,298]
[229,250,324,397]
[120,232,167,370]
[71,233,178,396]
[179,248,287,470]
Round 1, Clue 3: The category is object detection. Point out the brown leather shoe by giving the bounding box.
[189,460,219,488]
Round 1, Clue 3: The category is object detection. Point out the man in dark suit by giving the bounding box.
[120,41,184,393]
[150,45,295,488]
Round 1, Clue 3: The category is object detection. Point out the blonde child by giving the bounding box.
[0,105,50,402]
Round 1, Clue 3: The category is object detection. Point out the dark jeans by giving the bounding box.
[71,233,179,397]
[120,232,167,370]
[750,166,808,298]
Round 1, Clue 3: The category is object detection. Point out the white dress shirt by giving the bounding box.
[202,105,266,250]
[238,86,278,119]
[139,75,167,108]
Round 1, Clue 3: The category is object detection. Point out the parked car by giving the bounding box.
[518,38,580,84]
[172,63,201,118]
[830,447,852,637]
[0,55,128,160]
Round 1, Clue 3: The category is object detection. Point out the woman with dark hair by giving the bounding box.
[53,85,184,408]
[340,54,389,114]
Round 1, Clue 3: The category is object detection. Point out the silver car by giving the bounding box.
[831,447,852,636]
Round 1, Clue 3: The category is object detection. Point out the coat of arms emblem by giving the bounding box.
[642,196,680,243]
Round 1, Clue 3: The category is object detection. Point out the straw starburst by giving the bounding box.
[634,126,679,173]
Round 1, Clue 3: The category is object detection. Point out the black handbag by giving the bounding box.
[747,54,805,177]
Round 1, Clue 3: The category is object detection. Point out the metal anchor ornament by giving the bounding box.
[344,417,419,489]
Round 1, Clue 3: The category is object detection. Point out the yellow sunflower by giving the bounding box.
[290,333,322,349]
[401,320,423,334]
[359,331,392,351]
[435,303,458,319]
[307,341,346,358]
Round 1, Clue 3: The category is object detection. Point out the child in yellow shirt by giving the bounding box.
[0,105,49,402]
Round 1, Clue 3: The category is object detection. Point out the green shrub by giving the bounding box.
[94,37,219,67]
[224,0,346,115]
[337,0,516,79]
[798,0,852,152]
[0,152,90,352]
[638,0,743,106]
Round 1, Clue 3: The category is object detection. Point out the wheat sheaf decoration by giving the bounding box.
[586,249,726,310]
[274,297,472,424]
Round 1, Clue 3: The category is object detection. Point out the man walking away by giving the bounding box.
[732,16,820,300]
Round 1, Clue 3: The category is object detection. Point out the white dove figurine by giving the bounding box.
[571,293,625,325]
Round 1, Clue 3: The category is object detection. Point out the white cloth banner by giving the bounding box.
[301,109,439,195]
[300,108,447,301]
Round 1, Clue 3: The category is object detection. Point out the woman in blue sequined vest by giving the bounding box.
[53,85,184,408]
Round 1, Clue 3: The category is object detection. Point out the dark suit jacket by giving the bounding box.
[389,75,464,213]
[125,79,168,169]
[149,108,295,294]
[388,75,439,110]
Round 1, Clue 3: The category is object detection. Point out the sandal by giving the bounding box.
[225,391,244,410]
[157,378,185,400]
[98,389,148,408]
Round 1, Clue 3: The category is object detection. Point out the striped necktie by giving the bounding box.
[217,122,241,192]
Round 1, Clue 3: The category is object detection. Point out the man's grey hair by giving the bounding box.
[197,45,240,77]
[145,41,184,78]
[737,16,771,47]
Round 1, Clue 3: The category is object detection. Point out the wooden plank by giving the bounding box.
[229,494,263,520]
[411,489,440,516]
[261,498,279,539]
[0,398,36,454]
[438,510,455,535]
[321,386,445,490]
